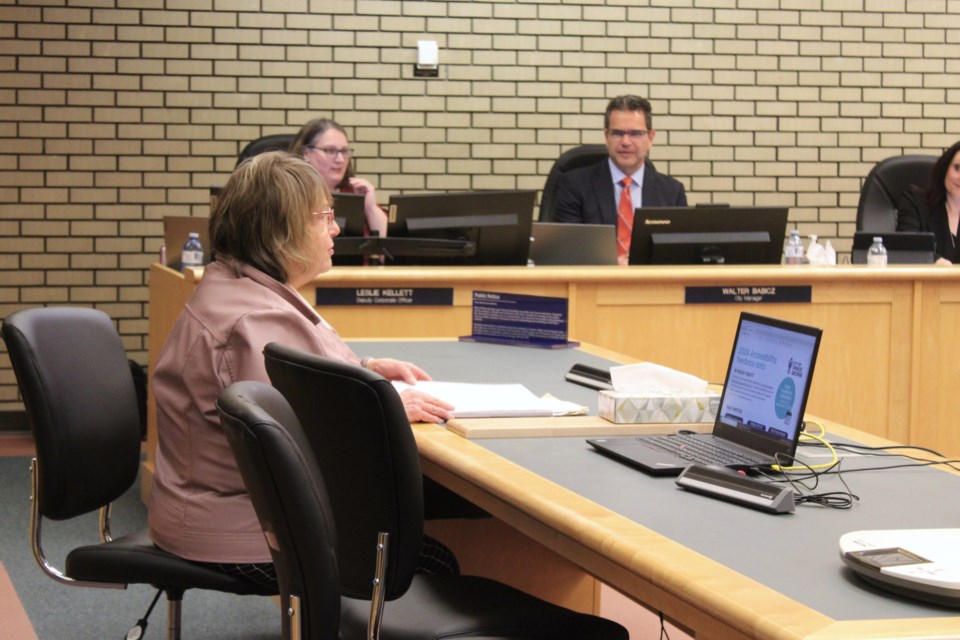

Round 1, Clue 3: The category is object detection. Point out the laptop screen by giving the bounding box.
[714,313,822,459]
[529,222,617,266]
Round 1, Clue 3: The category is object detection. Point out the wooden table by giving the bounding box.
[414,414,960,640]
[146,261,960,495]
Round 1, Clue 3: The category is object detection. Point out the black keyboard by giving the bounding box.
[642,433,761,466]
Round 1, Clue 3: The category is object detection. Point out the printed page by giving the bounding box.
[392,381,583,418]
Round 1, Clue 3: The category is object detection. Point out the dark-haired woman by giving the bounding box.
[896,141,960,265]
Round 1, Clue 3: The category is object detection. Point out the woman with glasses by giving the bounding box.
[896,141,960,265]
[149,152,456,593]
[290,117,388,238]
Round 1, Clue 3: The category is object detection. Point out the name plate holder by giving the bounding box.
[460,290,578,349]
[315,287,454,306]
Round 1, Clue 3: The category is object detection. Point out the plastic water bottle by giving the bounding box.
[181,232,204,272]
[784,229,804,265]
[867,236,887,267]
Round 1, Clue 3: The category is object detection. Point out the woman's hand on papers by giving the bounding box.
[399,388,455,424]
[364,357,454,423]
[365,357,431,384]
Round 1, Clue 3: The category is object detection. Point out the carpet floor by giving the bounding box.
[0,456,280,639]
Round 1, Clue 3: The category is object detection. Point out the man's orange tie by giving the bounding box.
[617,176,634,262]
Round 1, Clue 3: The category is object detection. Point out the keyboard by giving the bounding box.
[642,433,763,466]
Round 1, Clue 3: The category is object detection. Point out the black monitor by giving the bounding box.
[851,231,936,265]
[332,192,367,237]
[330,193,370,266]
[382,190,537,265]
[628,206,789,265]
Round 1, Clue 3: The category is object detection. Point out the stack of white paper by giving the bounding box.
[391,381,583,418]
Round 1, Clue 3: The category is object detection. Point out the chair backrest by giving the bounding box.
[263,342,423,601]
[236,133,297,167]
[217,381,341,640]
[856,154,937,232]
[1,307,141,520]
[538,144,609,222]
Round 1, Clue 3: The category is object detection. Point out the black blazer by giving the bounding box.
[552,159,687,225]
[896,189,959,263]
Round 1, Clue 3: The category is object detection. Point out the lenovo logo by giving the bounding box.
[643,218,672,225]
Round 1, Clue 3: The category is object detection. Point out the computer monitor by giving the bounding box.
[851,231,936,265]
[332,192,367,237]
[529,222,617,266]
[384,190,537,265]
[628,206,790,265]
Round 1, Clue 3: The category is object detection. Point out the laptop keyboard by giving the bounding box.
[642,433,763,466]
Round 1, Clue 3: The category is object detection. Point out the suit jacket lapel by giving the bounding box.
[641,164,663,208]
[590,161,617,225]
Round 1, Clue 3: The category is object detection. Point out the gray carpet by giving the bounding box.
[0,457,280,639]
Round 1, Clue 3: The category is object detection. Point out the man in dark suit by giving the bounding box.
[554,95,687,264]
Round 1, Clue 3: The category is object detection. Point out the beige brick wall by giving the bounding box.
[1,0,958,411]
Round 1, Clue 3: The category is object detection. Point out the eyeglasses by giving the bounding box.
[606,129,649,141]
[306,146,354,159]
[314,208,338,230]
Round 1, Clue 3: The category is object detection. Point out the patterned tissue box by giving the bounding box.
[599,390,721,424]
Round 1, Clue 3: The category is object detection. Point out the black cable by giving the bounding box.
[761,438,960,509]
[767,452,859,509]
[658,611,672,640]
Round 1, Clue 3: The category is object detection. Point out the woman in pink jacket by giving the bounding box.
[149,152,455,591]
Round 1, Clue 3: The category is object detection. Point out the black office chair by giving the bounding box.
[262,342,629,640]
[856,154,937,232]
[217,381,341,640]
[1,307,271,640]
[538,143,608,222]
[236,133,296,166]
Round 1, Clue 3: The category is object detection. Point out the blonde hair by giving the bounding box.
[209,151,331,282]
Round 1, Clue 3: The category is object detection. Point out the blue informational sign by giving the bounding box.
[461,290,578,349]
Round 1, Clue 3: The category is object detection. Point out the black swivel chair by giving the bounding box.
[261,342,629,640]
[236,133,297,166]
[1,307,271,640]
[855,154,937,232]
[217,381,342,640]
[538,143,609,222]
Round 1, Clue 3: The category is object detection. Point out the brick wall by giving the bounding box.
[1,0,958,412]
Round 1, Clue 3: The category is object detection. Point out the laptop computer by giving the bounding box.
[851,231,936,265]
[588,312,822,476]
[529,222,617,266]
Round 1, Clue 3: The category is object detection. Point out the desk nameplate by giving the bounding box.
[315,286,453,306]
[686,285,812,304]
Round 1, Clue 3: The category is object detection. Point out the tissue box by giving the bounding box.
[599,390,720,424]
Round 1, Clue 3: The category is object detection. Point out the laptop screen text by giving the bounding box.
[717,316,819,450]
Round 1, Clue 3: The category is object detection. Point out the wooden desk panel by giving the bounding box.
[574,280,914,444]
[915,281,960,457]
[304,265,950,450]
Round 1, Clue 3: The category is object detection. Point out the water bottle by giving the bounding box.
[181,232,204,272]
[867,236,887,267]
[784,229,804,265]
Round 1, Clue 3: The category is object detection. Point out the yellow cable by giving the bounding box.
[770,418,838,472]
